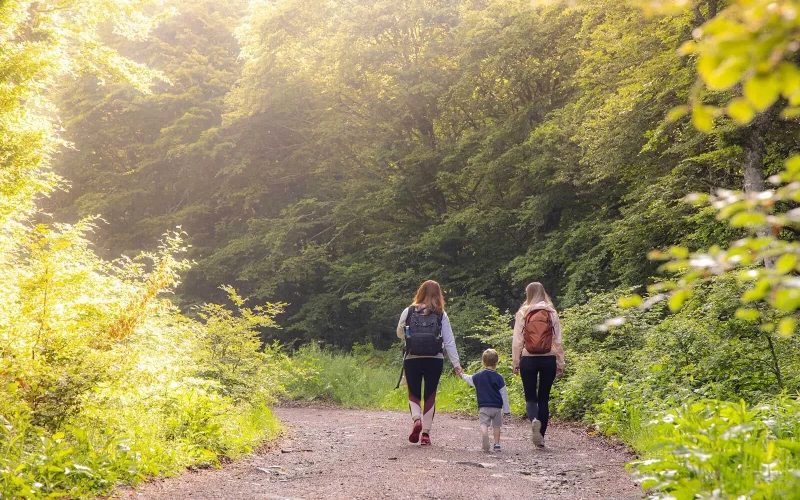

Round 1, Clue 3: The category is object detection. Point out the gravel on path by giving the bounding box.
[124,406,642,500]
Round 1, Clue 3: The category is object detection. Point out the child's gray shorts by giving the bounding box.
[479,407,502,427]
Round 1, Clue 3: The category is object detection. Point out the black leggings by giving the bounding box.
[404,357,443,432]
[519,355,557,436]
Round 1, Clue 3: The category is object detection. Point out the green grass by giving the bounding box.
[285,344,477,413]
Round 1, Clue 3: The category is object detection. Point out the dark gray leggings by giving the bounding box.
[519,355,557,436]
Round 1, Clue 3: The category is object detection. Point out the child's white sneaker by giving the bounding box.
[531,419,543,447]
[481,429,490,452]
[493,443,501,452]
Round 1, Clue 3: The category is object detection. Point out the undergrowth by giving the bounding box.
[0,227,286,499]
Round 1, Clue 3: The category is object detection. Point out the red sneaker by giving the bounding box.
[408,419,422,443]
[420,433,432,446]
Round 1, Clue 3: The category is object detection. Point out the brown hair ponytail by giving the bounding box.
[412,280,445,314]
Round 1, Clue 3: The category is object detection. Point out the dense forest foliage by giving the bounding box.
[4,0,800,497]
[52,0,800,350]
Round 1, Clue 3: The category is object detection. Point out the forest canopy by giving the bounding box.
[48,0,799,350]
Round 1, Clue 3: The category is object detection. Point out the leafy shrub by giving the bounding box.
[554,354,613,421]
[0,225,285,498]
[0,414,144,499]
[632,399,800,499]
[193,286,290,404]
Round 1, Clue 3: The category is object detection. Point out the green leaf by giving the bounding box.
[729,211,767,227]
[778,317,797,337]
[666,105,689,122]
[668,246,689,259]
[776,439,800,454]
[704,56,746,90]
[787,155,800,175]
[668,289,690,312]
[618,294,643,308]
[727,98,755,125]
[678,40,697,55]
[742,287,767,302]
[692,105,715,132]
[778,62,800,99]
[744,74,781,112]
[735,308,760,322]
[774,289,800,312]
[776,254,798,274]
[780,107,800,119]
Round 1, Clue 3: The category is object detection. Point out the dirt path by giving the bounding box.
[128,407,641,500]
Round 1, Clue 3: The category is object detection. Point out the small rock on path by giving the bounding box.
[127,407,641,500]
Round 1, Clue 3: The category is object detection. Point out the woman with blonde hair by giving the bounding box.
[512,282,565,448]
[396,280,462,446]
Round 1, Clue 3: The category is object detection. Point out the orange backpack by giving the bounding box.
[523,308,554,354]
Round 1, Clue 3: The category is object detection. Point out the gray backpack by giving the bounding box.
[404,306,443,356]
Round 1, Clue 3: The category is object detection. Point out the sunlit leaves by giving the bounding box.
[668,288,690,312]
[649,0,800,128]
[776,254,798,274]
[691,105,716,132]
[0,222,287,496]
[619,149,800,328]
[729,211,767,228]
[699,53,747,91]
[778,317,797,337]
[618,294,643,308]
[734,308,760,321]
[727,98,756,125]
[666,105,689,122]
[0,0,167,240]
[744,74,782,112]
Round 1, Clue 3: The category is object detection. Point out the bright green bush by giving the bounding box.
[557,279,800,497]
[554,354,612,421]
[0,224,285,498]
[631,399,800,499]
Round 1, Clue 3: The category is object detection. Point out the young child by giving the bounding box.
[460,348,511,452]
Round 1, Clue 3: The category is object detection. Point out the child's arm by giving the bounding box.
[500,385,510,414]
[460,372,475,387]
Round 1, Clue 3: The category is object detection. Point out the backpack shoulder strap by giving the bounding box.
[436,311,444,336]
[405,306,415,327]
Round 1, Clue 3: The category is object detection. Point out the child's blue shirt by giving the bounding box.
[461,369,510,413]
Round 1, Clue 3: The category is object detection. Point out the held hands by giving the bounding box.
[455,366,464,376]
[513,366,519,376]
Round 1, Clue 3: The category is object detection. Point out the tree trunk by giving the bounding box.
[740,108,778,269]
[765,332,784,390]
[708,0,718,19]
[741,111,771,194]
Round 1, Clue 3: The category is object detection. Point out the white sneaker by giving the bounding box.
[531,419,543,447]
[481,429,490,452]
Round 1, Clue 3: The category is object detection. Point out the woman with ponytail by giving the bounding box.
[512,282,565,448]
[396,280,462,446]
